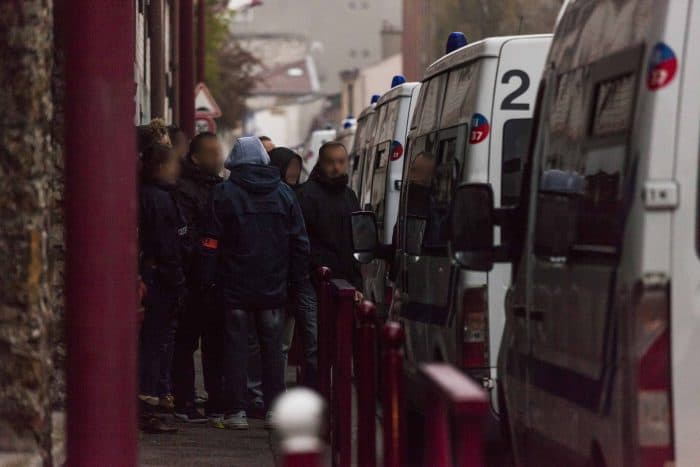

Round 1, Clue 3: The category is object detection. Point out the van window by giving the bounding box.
[370,141,391,227]
[377,99,400,142]
[534,46,643,258]
[441,60,483,128]
[416,74,447,134]
[501,119,532,206]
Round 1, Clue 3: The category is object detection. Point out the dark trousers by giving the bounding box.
[172,292,225,414]
[223,308,285,412]
[282,278,318,386]
[139,284,178,398]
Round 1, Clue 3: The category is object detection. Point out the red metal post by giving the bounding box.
[315,267,333,403]
[196,0,206,83]
[424,396,452,467]
[420,363,489,467]
[382,322,406,467]
[64,2,137,466]
[332,279,355,467]
[179,0,195,136]
[356,301,378,467]
[284,453,323,467]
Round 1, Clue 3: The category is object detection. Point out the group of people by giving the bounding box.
[136,119,362,433]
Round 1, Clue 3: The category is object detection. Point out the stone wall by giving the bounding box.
[0,1,58,464]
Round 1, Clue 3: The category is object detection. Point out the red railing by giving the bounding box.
[302,267,488,467]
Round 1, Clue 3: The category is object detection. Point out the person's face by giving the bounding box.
[159,133,171,146]
[172,132,189,159]
[319,146,348,179]
[192,138,224,175]
[156,151,180,185]
[409,153,436,187]
[285,158,301,186]
[262,139,275,153]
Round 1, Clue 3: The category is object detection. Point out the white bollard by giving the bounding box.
[272,388,326,467]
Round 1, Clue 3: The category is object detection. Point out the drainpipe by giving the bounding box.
[150,0,166,118]
[179,0,195,137]
[197,0,206,84]
[171,0,181,124]
[64,1,137,465]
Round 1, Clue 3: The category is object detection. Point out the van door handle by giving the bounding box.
[512,306,544,322]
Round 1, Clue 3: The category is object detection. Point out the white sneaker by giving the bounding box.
[223,411,249,430]
[264,411,273,430]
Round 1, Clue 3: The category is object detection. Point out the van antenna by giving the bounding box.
[517,15,524,34]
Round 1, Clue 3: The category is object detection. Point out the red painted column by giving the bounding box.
[382,322,406,467]
[315,267,333,403]
[196,0,206,83]
[63,1,137,466]
[424,398,452,467]
[179,0,195,136]
[332,280,355,467]
[356,301,377,467]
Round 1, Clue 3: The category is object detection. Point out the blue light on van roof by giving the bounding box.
[371,94,380,104]
[391,75,406,87]
[445,32,468,54]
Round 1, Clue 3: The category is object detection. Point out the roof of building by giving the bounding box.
[251,55,320,96]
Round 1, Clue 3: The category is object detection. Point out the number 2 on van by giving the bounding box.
[469,113,490,144]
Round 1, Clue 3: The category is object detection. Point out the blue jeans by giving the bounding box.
[282,278,318,386]
[223,308,285,412]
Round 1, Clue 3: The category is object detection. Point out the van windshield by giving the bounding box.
[502,119,532,206]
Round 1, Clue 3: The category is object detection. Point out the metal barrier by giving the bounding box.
[421,363,489,467]
[312,267,487,467]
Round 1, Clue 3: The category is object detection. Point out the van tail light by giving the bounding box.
[461,287,488,369]
[634,276,674,467]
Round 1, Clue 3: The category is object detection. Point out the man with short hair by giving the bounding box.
[201,136,310,430]
[298,142,363,296]
[171,131,224,424]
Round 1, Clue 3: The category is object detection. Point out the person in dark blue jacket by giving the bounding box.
[138,143,188,433]
[200,136,310,430]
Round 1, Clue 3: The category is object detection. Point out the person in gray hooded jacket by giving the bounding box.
[200,136,310,429]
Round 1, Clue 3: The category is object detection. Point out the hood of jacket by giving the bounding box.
[269,147,303,186]
[225,136,270,170]
[229,164,281,194]
[181,156,223,185]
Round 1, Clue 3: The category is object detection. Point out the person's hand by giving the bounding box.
[354,290,364,303]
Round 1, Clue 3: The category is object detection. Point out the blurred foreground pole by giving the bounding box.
[273,388,325,467]
[64,1,137,466]
[197,0,206,83]
[332,280,355,467]
[382,322,406,467]
[356,301,378,467]
[316,267,333,402]
[179,0,195,136]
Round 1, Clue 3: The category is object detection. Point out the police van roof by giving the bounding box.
[423,34,553,81]
[357,104,376,121]
[376,82,421,108]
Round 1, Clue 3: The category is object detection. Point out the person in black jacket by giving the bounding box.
[201,136,310,430]
[269,147,318,386]
[171,132,223,423]
[138,143,187,433]
[297,142,363,296]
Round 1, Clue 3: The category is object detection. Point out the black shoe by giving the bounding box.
[174,406,207,423]
[141,415,178,433]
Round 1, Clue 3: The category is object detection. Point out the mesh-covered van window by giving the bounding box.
[501,119,532,206]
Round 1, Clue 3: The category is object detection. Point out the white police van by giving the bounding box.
[356,78,421,319]
[350,100,379,194]
[351,33,552,412]
[449,0,700,465]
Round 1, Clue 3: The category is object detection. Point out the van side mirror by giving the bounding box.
[351,211,379,264]
[450,183,495,271]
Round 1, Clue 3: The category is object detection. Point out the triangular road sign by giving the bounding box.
[194,82,222,118]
